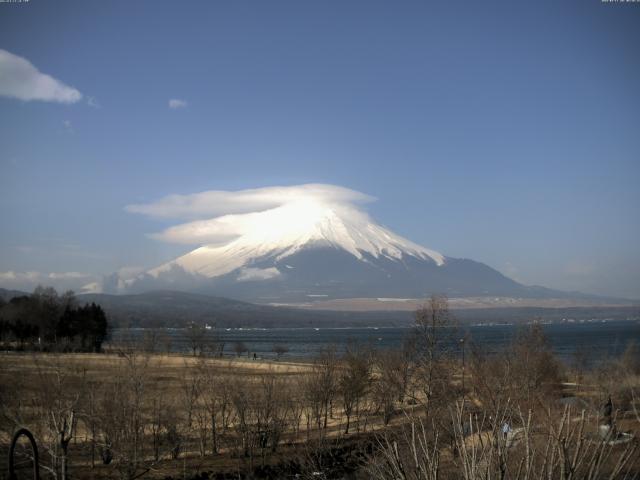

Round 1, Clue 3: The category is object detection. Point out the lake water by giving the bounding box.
[110,319,640,365]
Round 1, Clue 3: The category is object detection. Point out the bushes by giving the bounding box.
[367,402,638,480]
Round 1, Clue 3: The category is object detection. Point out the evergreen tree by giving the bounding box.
[0,287,109,351]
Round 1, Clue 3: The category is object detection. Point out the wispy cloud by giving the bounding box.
[11,241,106,261]
[0,271,94,292]
[116,266,145,280]
[168,98,188,109]
[87,96,100,108]
[126,184,375,245]
[0,49,82,103]
[503,261,522,282]
[63,119,74,133]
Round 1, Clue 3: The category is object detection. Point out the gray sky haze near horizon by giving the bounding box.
[0,1,639,298]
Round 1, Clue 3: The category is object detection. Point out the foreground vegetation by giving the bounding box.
[1,295,639,479]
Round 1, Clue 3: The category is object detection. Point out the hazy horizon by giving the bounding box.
[1,1,639,299]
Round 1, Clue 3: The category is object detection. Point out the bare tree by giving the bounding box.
[509,323,562,409]
[161,330,173,354]
[185,323,208,356]
[310,347,338,434]
[96,352,150,480]
[165,408,183,460]
[368,401,638,480]
[411,294,456,416]
[272,344,289,360]
[81,378,101,470]
[201,365,232,454]
[180,361,202,429]
[367,419,440,480]
[302,372,323,440]
[229,376,253,462]
[373,341,414,427]
[149,396,165,462]
[338,342,371,434]
[142,328,159,353]
[228,371,292,468]
[284,377,305,439]
[254,373,290,463]
[234,341,248,358]
[468,342,514,414]
[194,401,209,457]
[30,355,85,480]
[205,329,225,358]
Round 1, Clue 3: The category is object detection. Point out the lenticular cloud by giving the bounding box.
[125,183,375,245]
[126,184,373,219]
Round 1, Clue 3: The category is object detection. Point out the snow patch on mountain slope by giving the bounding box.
[237,267,281,282]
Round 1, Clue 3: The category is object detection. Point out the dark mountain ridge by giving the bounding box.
[2,288,637,329]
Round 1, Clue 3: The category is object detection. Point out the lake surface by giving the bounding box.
[110,319,640,365]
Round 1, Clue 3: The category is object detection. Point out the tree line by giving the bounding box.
[0,286,108,352]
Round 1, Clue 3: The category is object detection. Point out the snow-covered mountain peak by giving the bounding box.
[87,184,567,301]
[149,199,445,279]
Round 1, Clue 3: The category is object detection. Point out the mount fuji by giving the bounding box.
[111,186,577,304]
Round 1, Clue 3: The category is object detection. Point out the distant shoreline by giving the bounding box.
[106,319,640,365]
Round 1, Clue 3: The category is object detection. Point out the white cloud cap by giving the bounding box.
[126,184,376,246]
[0,49,82,103]
[168,98,188,109]
[126,184,374,220]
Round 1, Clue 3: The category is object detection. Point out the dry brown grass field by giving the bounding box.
[1,350,414,479]
[0,352,322,479]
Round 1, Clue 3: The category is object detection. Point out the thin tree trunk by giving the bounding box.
[60,441,69,480]
[211,413,218,454]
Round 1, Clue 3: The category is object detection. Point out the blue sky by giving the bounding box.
[0,0,639,298]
